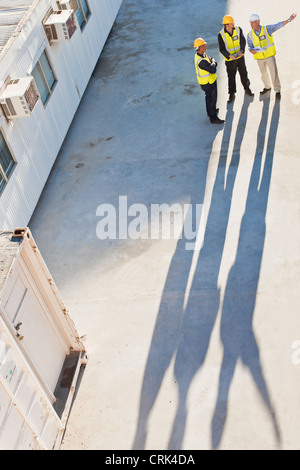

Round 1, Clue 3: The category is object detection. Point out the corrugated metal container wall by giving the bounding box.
[0,0,123,229]
[0,228,88,449]
[0,327,64,450]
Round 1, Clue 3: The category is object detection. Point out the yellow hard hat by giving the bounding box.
[194,37,207,49]
[223,15,234,24]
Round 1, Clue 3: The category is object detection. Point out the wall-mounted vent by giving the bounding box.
[0,77,40,119]
[44,10,77,44]
[60,0,78,13]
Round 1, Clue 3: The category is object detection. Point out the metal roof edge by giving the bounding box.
[0,0,42,64]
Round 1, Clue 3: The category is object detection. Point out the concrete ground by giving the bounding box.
[29,0,300,450]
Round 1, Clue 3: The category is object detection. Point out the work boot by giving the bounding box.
[227,93,235,103]
[211,117,225,124]
[260,88,271,95]
[245,88,254,96]
[276,92,281,101]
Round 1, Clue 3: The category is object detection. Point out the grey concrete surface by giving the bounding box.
[29,0,300,450]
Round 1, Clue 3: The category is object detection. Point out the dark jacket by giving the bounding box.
[218,26,246,60]
[196,53,217,75]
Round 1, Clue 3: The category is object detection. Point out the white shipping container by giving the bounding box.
[0,228,88,450]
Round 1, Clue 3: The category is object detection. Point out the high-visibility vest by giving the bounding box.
[248,25,276,59]
[219,27,244,61]
[195,54,217,85]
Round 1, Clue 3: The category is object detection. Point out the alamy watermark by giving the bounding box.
[292,80,300,104]
[291,340,300,365]
[96,196,204,251]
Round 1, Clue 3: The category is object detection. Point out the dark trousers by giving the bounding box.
[225,56,250,94]
[201,81,218,121]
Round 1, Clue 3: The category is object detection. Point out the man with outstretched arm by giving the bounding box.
[247,12,297,100]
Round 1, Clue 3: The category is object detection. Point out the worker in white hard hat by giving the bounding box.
[247,12,297,100]
[194,38,224,124]
[218,15,254,104]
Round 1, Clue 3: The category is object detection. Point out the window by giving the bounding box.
[76,0,91,30]
[32,51,56,106]
[0,131,15,194]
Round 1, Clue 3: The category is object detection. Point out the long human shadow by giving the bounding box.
[167,96,253,450]
[211,99,281,449]
[132,96,253,450]
[131,123,220,450]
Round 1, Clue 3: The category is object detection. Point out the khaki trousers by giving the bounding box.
[257,56,281,92]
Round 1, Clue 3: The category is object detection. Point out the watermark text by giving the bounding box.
[96,196,204,251]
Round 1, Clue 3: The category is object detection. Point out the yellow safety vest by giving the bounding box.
[249,26,276,59]
[220,27,244,61]
[195,54,217,86]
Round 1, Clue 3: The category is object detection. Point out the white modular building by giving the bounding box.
[0,228,88,450]
[0,0,123,229]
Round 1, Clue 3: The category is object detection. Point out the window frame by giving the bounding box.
[76,0,91,31]
[0,129,16,195]
[31,49,57,107]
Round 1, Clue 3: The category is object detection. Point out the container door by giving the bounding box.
[0,329,63,450]
[3,267,67,395]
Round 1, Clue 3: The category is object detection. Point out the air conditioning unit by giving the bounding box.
[44,10,77,44]
[60,0,78,12]
[0,77,40,119]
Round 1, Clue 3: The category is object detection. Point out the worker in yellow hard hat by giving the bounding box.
[194,38,224,124]
[218,15,253,103]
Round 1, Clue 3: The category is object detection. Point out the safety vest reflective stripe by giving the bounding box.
[195,57,209,78]
[220,27,244,61]
[249,25,276,59]
[195,55,217,85]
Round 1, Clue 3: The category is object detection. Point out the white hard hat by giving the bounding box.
[249,13,260,22]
